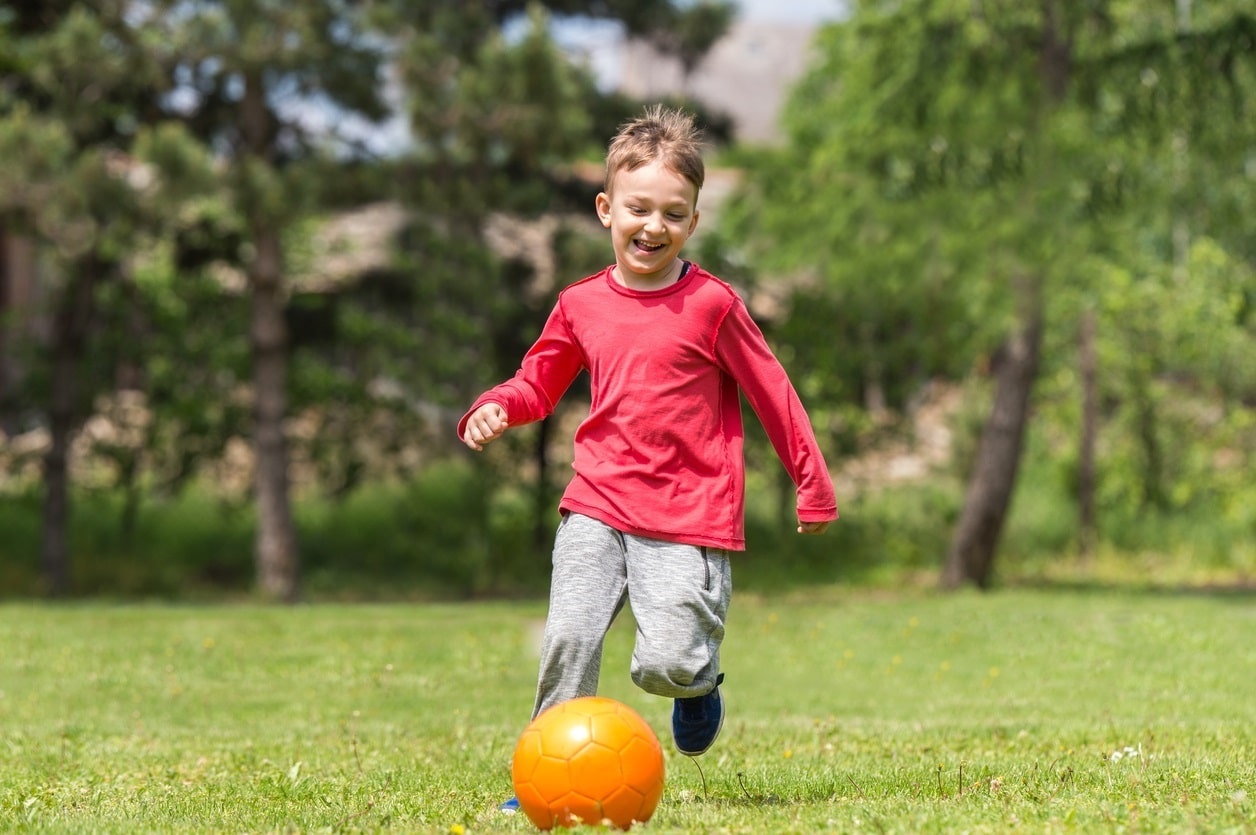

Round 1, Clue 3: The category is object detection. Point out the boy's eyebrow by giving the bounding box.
[619,191,697,206]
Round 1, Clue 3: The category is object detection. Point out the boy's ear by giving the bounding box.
[595,192,612,227]
[688,208,700,236]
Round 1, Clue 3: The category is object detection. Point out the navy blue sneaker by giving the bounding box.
[498,796,520,814]
[672,673,725,756]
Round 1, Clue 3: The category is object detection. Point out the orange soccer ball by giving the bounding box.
[511,696,666,830]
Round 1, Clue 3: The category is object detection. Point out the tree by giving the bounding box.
[0,3,170,594]
[4,0,737,597]
[645,0,737,90]
[728,0,1256,588]
[143,0,392,601]
[355,1,735,582]
[137,0,738,598]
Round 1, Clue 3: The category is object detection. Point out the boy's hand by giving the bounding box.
[463,404,509,451]
[797,520,830,535]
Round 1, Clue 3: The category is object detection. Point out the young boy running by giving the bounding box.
[459,105,837,811]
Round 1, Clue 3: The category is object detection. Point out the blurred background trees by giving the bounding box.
[726,0,1256,588]
[1,0,1252,599]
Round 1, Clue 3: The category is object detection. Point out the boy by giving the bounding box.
[458,105,837,811]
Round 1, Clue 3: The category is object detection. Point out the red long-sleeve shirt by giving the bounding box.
[458,264,837,551]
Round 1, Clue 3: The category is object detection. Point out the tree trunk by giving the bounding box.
[939,0,1072,590]
[40,260,99,596]
[1077,307,1097,556]
[242,70,299,602]
[941,283,1044,589]
[0,229,10,429]
[1,229,38,434]
[1133,381,1164,511]
[861,323,887,414]
[249,227,298,601]
[116,277,147,548]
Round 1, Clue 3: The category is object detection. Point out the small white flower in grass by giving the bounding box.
[1109,744,1141,762]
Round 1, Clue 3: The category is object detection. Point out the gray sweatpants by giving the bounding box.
[531,512,733,719]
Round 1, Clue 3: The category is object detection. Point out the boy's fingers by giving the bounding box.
[463,421,488,450]
[481,419,506,437]
[463,414,508,451]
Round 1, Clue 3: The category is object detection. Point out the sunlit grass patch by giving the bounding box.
[1,590,1253,832]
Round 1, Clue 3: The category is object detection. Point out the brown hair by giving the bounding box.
[603,104,705,196]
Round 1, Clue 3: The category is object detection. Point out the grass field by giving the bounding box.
[2,587,1254,833]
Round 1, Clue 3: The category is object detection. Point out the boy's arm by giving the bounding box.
[456,302,585,446]
[714,300,838,525]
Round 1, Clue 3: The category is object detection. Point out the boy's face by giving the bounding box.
[596,159,700,289]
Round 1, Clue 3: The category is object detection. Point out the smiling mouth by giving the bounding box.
[634,239,665,253]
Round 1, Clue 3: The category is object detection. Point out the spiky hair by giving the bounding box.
[603,104,705,195]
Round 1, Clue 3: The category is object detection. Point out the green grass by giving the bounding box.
[2,589,1254,833]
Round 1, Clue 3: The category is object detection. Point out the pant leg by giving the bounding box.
[532,513,628,718]
[624,537,732,699]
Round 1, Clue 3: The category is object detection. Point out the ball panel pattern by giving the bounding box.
[511,696,666,831]
[600,783,649,827]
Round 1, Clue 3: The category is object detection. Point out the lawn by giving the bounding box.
[1,587,1254,833]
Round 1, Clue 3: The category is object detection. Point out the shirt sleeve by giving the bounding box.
[714,298,838,522]
[456,300,586,439]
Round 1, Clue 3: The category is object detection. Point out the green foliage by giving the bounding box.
[297,461,549,599]
[1029,233,1256,532]
[0,491,41,593]
[742,478,962,590]
[0,104,75,209]
[6,0,1252,602]
[144,0,391,154]
[0,461,558,600]
[644,0,737,77]
[6,414,1256,598]
[721,0,1256,586]
[0,487,253,598]
[396,4,599,218]
[1,0,745,600]
[2,591,1255,832]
